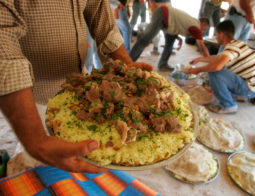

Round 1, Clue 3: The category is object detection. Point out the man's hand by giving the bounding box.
[0,88,107,173]
[187,67,200,75]
[196,40,210,57]
[110,44,154,72]
[128,62,154,72]
[189,57,202,65]
[176,36,183,51]
[35,136,108,173]
[246,13,255,24]
[114,8,119,19]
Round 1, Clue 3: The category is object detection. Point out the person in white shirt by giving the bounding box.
[227,0,255,43]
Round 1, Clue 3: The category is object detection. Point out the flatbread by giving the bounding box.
[182,85,214,105]
[198,118,244,152]
[165,142,218,183]
[228,152,255,195]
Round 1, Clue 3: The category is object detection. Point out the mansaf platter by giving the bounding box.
[46,60,198,170]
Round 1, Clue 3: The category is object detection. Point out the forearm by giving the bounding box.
[200,45,210,57]
[195,55,218,63]
[109,44,133,65]
[0,88,46,156]
[191,56,227,74]
[195,62,220,73]
[240,0,254,19]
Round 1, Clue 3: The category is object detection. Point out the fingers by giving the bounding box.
[63,157,109,173]
[128,62,154,72]
[62,139,99,157]
[190,59,198,65]
[37,137,108,173]
[189,60,195,65]
[186,68,192,74]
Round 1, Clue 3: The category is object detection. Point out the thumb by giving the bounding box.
[63,139,99,157]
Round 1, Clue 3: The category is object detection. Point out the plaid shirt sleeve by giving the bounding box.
[0,0,123,97]
[0,2,33,96]
[84,0,124,58]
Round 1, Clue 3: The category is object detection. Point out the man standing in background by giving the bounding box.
[227,0,255,43]
[111,0,132,53]
[130,0,151,34]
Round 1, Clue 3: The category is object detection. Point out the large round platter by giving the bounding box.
[227,151,255,195]
[46,100,198,171]
[45,63,198,171]
[197,120,245,154]
[163,143,220,184]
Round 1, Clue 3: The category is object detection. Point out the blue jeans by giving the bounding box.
[130,1,146,31]
[226,12,252,43]
[208,69,255,109]
[158,33,177,68]
[203,1,221,27]
[130,8,176,68]
[117,8,132,53]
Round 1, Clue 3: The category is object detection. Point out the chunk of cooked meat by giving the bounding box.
[99,80,123,102]
[165,116,181,132]
[149,114,180,133]
[115,119,129,145]
[126,129,137,144]
[147,76,163,90]
[86,83,101,102]
[106,141,114,147]
[53,120,62,134]
[131,123,148,133]
[67,73,88,87]
[149,115,167,133]
[76,111,92,121]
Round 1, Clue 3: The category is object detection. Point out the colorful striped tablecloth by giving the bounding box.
[0,165,161,196]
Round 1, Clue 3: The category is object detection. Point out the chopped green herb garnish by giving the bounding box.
[87,125,98,132]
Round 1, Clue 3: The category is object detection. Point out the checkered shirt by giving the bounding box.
[0,0,123,104]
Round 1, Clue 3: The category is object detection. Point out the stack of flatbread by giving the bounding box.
[165,142,219,183]
[227,152,255,195]
[182,85,214,105]
[198,118,244,153]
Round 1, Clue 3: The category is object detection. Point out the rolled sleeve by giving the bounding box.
[84,0,124,58]
[0,59,34,96]
[98,26,124,57]
[0,2,34,95]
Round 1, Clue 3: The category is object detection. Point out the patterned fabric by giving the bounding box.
[0,165,161,196]
[221,40,255,92]
[0,0,123,104]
